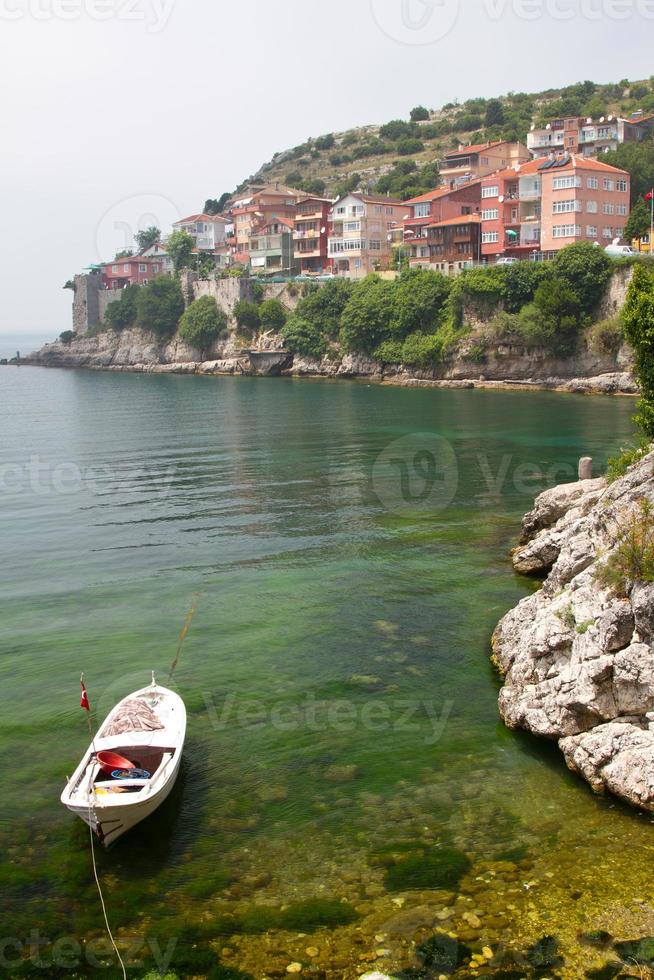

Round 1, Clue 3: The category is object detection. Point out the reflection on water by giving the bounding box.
[0,367,646,978]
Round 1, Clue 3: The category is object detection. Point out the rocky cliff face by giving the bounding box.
[22,325,637,393]
[493,451,654,811]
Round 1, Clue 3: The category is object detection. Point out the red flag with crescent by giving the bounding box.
[80,679,90,711]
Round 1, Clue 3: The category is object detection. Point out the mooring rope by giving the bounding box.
[87,779,127,979]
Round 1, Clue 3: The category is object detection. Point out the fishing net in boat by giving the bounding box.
[100,698,164,737]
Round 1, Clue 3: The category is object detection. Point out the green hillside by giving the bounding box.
[204,77,654,209]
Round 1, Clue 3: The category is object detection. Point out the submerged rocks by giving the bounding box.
[495,449,654,811]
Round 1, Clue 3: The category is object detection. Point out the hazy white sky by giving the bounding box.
[1,0,652,338]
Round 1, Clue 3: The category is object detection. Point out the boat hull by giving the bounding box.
[67,752,182,846]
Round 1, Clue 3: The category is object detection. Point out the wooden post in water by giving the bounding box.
[578,457,593,481]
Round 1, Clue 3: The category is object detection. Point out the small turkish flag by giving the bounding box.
[645,191,653,201]
[80,679,90,711]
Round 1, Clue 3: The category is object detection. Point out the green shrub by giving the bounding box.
[396,137,424,155]
[374,339,404,363]
[258,298,287,331]
[234,299,261,334]
[606,441,651,482]
[502,261,552,313]
[59,330,75,344]
[586,315,624,355]
[135,276,184,339]
[596,499,654,596]
[390,269,452,337]
[104,283,140,330]
[339,276,395,353]
[553,241,612,316]
[178,295,228,352]
[282,315,327,360]
[400,331,443,367]
[623,263,654,436]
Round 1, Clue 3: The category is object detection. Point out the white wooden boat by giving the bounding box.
[61,677,186,847]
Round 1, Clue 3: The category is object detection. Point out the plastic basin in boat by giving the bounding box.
[97,750,135,775]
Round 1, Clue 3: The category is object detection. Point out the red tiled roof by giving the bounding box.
[426,214,481,228]
[404,177,484,205]
[175,213,229,224]
[444,140,505,159]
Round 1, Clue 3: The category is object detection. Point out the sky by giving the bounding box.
[1,0,652,341]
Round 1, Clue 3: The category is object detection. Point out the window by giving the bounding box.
[617,179,628,193]
[603,203,615,215]
[616,204,628,216]
[139,264,147,272]
[344,221,361,232]
[386,207,394,215]
[552,224,581,238]
[587,201,598,213]
[587,177,599,189]
[123,264,130,273]
[553,200,579,214]
[482,185,499,199]
[481,231,499,244]
[587,225,598,238]
[480,156,489,165]
[481,208,499,221]
[552,176,581,190]
[335,206,346,215]
[603,227,613,239]
[153,264,159,272]
[112,265,119,273]
[603,179,615,191]
[414,203,430,218]
[369,240,381,250]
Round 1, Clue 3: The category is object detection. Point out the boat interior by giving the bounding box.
[92,746,174,795]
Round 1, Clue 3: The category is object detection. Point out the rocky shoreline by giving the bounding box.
[8,326,639,396]
[493,450,654,812]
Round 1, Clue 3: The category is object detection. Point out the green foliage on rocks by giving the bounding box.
[623,263,654,436]
[166,230,195,273]
[135,276,184,338]
[178,295,228,352]
[552,241,612,317]
[258,297,287,331]
[233,299,261,335]
[596,499,654,596]
[104,283,140,330]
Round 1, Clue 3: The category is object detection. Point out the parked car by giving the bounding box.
[496,257,519,266]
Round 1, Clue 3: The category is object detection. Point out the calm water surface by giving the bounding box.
[0,367,649,979]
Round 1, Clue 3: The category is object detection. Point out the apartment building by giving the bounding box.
[102,254,165,289]
[479,169,522,260]
[172,213,230,250]
[528,111,654,159]
[328,193,406,278]
[249,218,298,276]
[408,215,481,274]
[439,140,529,187]
[230,183,304,263]
[402,181,482,241]
[538,155,630,252]
[293,196,332,274]
[480,154,630,258]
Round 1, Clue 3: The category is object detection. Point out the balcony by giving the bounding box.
[293,229,319,241]
[295,208,325,221]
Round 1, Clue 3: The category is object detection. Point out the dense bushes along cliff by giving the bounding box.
[282,243,635,367]
[93,243,648,371]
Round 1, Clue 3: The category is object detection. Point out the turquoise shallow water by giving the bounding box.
[0,367,648,978]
